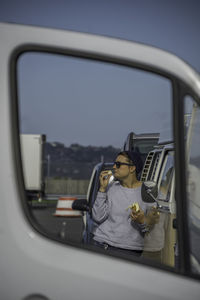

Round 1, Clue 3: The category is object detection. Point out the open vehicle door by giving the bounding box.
[0,22,200,299]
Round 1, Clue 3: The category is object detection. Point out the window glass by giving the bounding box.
[17,52,175,267]
[132,139,159,154]
[158,152,174,202]
[184,95,200,274]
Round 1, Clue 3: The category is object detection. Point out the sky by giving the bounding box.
[0,0,200,147]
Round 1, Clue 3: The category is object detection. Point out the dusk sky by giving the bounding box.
[0,0,199,147]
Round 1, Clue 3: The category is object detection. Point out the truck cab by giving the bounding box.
[123,131,160,165]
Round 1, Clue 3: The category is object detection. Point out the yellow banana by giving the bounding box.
[127,202,140,212]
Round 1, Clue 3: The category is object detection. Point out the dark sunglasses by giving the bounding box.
[114,161,133,169]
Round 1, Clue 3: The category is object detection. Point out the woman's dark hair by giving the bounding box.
[116,151,143,179]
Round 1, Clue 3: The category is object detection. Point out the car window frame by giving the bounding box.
[9,43,200,279]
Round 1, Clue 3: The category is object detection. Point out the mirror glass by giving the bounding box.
[17,52,175,267]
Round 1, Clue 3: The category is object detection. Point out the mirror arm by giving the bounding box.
[146,189,157,202]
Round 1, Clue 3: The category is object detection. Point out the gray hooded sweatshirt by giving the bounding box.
[92,181,153,250]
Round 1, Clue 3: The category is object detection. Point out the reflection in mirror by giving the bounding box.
[17,52,174,267]
[184,95,200,274]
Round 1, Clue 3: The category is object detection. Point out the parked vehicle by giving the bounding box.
[139,101,200,270]
[1,22,200,300]
[20,133,46,201]
[80,162,114,244]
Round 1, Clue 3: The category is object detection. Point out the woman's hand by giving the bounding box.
[99,170,112,192]
[145,207,160,225]
[130,206,160,225]
[130,208,145,224]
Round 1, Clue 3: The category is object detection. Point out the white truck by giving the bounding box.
[20,134,45,200]
[0,22,200,300]
[123,132,160,160]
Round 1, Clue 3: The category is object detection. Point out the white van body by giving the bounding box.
[0,22,200,300]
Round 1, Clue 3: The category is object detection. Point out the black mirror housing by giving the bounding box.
[141,181,158,203]
[72,199,90,212]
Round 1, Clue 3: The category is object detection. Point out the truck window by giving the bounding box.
[17,51,174,267]
[184,95,200,274]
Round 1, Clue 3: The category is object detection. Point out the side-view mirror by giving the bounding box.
[141,181,158,203]
[142,181,170,213]
[72,199,90,212]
